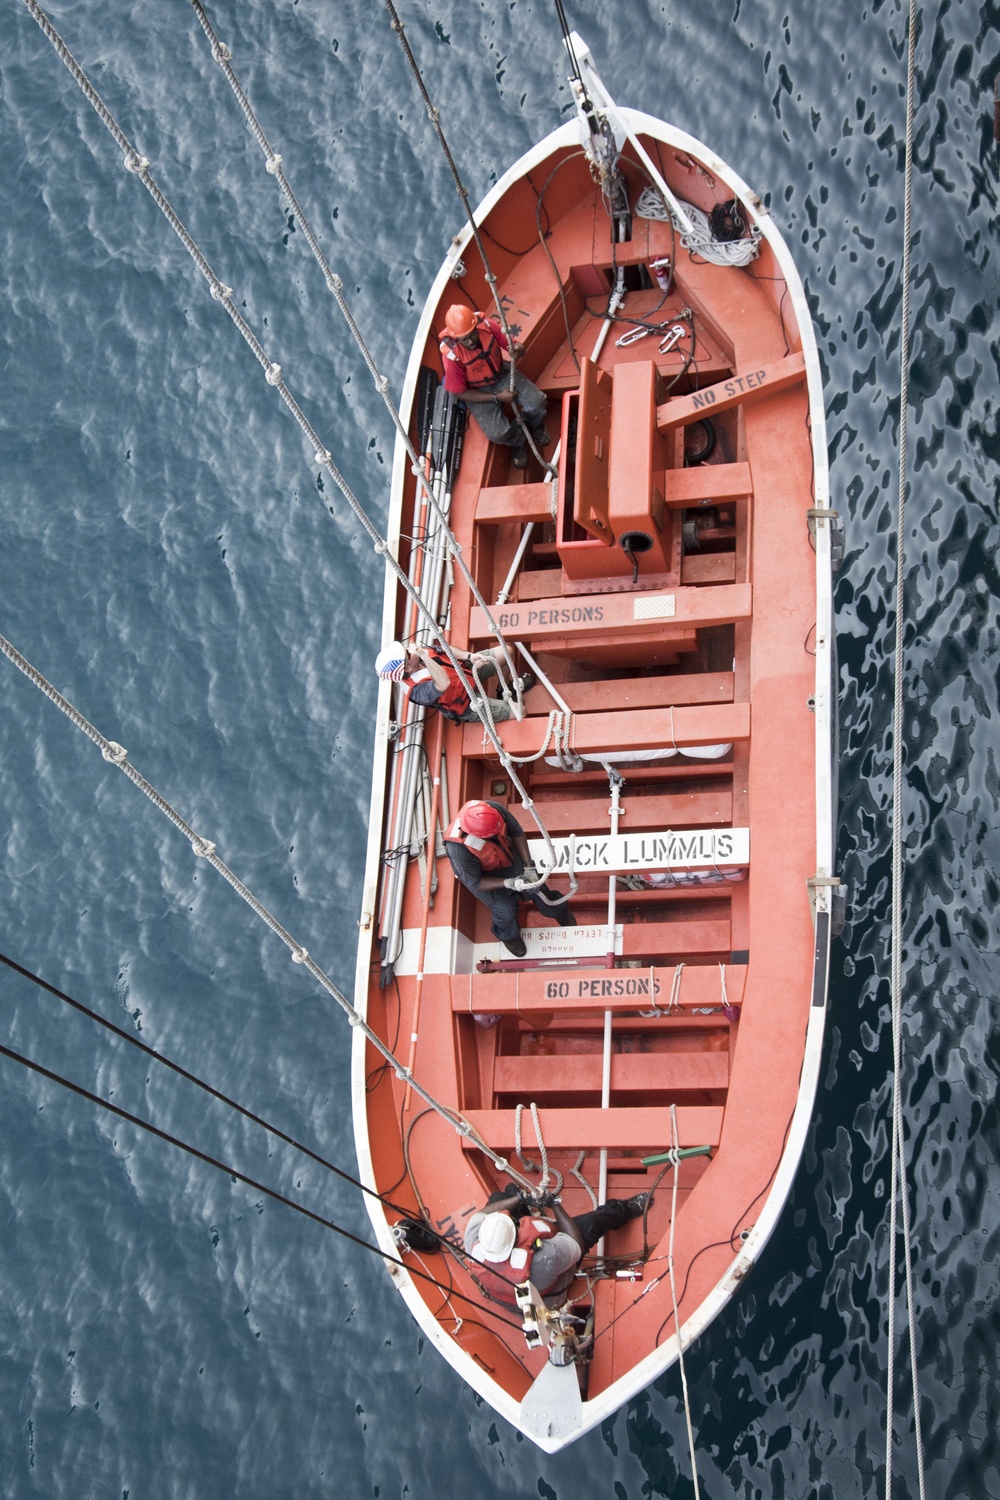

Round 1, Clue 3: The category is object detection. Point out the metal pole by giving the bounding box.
[596,770,624,1257]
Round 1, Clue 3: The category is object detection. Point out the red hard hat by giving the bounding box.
[458,800,505,838]
[444,304,478,338]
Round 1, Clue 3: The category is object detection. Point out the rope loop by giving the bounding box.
[123,151,149,175]
[211,40,232,63]
[101,740,128,765]
[210,282,233,303]
[265,362,282,386]
[291,947,309,964]
[314,449,331,466]
[191,837,216,859]
[265,154,283,175]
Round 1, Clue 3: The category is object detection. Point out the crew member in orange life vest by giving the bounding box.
[444,799,573,957]
[439,304,550,470]
[464,1186,650,1308]
[375,642,525,723]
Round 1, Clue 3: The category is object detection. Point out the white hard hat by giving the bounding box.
[375,642,407,681]
[477,1211,517,1263]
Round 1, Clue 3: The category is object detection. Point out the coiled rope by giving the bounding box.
[634,186,761,268]
[885,2,928,1499]
[20,0,564,878]
[0,627,537,1194]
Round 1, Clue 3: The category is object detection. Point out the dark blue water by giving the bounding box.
[1,2,996,1495]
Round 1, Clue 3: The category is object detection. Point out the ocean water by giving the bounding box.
[0,1,997,1496]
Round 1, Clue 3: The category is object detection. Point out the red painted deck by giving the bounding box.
[357,122,826,1433]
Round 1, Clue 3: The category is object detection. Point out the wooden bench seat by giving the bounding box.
[451,964,746,1016]
[463,700,749,758]
[531,671,735,715]
[528,788,732,834]
[492,1050,729,1099]
[475,582,751,642]
[460,1105,723,1152]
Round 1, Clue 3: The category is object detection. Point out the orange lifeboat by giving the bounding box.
[352,34,841,1451]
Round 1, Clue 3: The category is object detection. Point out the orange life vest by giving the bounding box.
[402,647,471,720]
[439,317,506,389]
[470,1215,556,1305]
[444,812,514,872]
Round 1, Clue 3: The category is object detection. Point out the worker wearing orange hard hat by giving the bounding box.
[444,799,573,957]
[439,305,550,470]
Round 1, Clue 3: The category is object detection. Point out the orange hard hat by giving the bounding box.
[444,304,478,338]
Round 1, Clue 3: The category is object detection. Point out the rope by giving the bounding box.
[0,1036,522,1333]
[886,3,928,1500]
[570,1150,598,1210]
[513,1102,551,1189]
[635,186,761,268]
[0,949,407,1217]
[20,0,563,879]
[188,0,523,695]
[0,627,534,1193]
[382,0,556,474]
[667,1105,702,1500]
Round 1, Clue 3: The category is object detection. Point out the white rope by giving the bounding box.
[667,1104,701,1500]
[635,186,761,268]
[20,0,564,879]
[0,629,540,1189]
[885,2,928,1499]
[513,1101,551,1189]
[188,0,525,695]
[570,1151,599,1210]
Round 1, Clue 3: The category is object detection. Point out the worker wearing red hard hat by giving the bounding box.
[444,798,573,957]
[439,304,550,470]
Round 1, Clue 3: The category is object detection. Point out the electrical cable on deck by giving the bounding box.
[885,3,928,1500]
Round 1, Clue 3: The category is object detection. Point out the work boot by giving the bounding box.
[530,425,552,448]
[555,904,576,927]
[518,671,537,694]
[502,935,527,957]
[511,441,529,470]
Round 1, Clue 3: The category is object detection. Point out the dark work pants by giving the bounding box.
[481,882,571,943]
[573,1198,643,1251]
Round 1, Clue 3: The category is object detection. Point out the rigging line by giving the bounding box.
[667,1109,701,1500]
[381,0,515,358]
[0,627,533,1195]
[0,1037,522,1334]
[20,0,564,881]
[381,0,553,475]
[887,1,927,1499]
[0,947,411,1225]
[188,0,521,693]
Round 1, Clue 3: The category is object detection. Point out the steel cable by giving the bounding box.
[885,2,928,1498]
